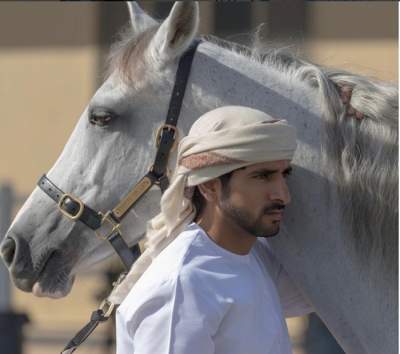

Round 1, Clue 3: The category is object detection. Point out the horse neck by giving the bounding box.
[179,41,322,135]
[177,42,397,354]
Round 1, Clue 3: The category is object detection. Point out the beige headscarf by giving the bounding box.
[109,106,296,303]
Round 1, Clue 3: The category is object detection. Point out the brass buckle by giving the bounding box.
[95,211,121,240]
[155,124,179,151]
[58,193,84,221]
[99,299,115,318]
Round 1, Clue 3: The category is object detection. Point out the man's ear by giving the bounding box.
[126,2,157,34]
[198,179,221,203]
[147,2,199,66]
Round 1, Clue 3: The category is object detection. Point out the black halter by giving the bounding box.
[37,39,201,354]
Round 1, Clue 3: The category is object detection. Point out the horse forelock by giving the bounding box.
[106,24,160,86]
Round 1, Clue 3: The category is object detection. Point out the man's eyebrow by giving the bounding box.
[248,166,293,176]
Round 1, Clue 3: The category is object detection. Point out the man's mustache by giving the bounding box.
[264,204,285,213]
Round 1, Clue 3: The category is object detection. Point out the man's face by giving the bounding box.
[217,160,292,238]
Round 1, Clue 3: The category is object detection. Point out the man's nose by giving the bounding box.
[269,178,291,205]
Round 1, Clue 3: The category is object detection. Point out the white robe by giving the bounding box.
[116,223,313,354]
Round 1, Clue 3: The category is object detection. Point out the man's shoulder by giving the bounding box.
[152,223,224,280]
[119,224,229,317]
[127,224,215,290]
[251,238,285,284]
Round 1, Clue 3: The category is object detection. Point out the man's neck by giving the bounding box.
[196,209,256,255]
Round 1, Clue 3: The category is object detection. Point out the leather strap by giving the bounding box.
[60,272,129,354]
[107,235,140,270]
[151,39,201,179]
[166,39,201,127]
[39,174,142,270]
[38,175,102,230]
[61,309,108,354]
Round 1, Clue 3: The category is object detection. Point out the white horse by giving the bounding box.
[1,3,397,354]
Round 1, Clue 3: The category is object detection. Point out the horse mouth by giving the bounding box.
[32,277,74,299]
[31,250,75,299]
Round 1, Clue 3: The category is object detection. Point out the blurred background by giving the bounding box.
[0,1,397,354]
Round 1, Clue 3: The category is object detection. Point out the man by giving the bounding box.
[115,106,313,354]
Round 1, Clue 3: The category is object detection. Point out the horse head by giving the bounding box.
[1,2,200,299]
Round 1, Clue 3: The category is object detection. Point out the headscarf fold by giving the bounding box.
[109,106,296,303]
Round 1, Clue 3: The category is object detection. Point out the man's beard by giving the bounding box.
[220,196,285,238]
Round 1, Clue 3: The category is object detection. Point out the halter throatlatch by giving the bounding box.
[37,39,201,354]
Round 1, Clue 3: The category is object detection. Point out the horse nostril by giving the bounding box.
[1,237,16,267]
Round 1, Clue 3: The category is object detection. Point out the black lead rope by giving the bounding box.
[56,39,201,354]
[61,310,109,354]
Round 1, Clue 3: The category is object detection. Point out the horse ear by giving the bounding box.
[126,2,157,34]
[149,2,199,65]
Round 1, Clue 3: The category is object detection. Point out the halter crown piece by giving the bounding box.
[37,39,201,354]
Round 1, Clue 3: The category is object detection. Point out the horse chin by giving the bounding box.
[32,275,75,299]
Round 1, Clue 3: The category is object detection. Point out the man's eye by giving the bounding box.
[255,174,272,180]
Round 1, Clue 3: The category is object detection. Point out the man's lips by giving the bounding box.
[265,211,284,220]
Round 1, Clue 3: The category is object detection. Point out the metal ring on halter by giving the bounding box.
[99,299,115,318]
[58,193,84,221]
[155,124,179,151]
[95,211,121,240]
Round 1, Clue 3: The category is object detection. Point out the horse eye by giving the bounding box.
[88,110,115,127]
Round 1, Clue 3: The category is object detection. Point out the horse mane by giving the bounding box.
[108,26,398,273]
[275,51,397,275]
[206,34,399,273]
[319,69,397,272]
